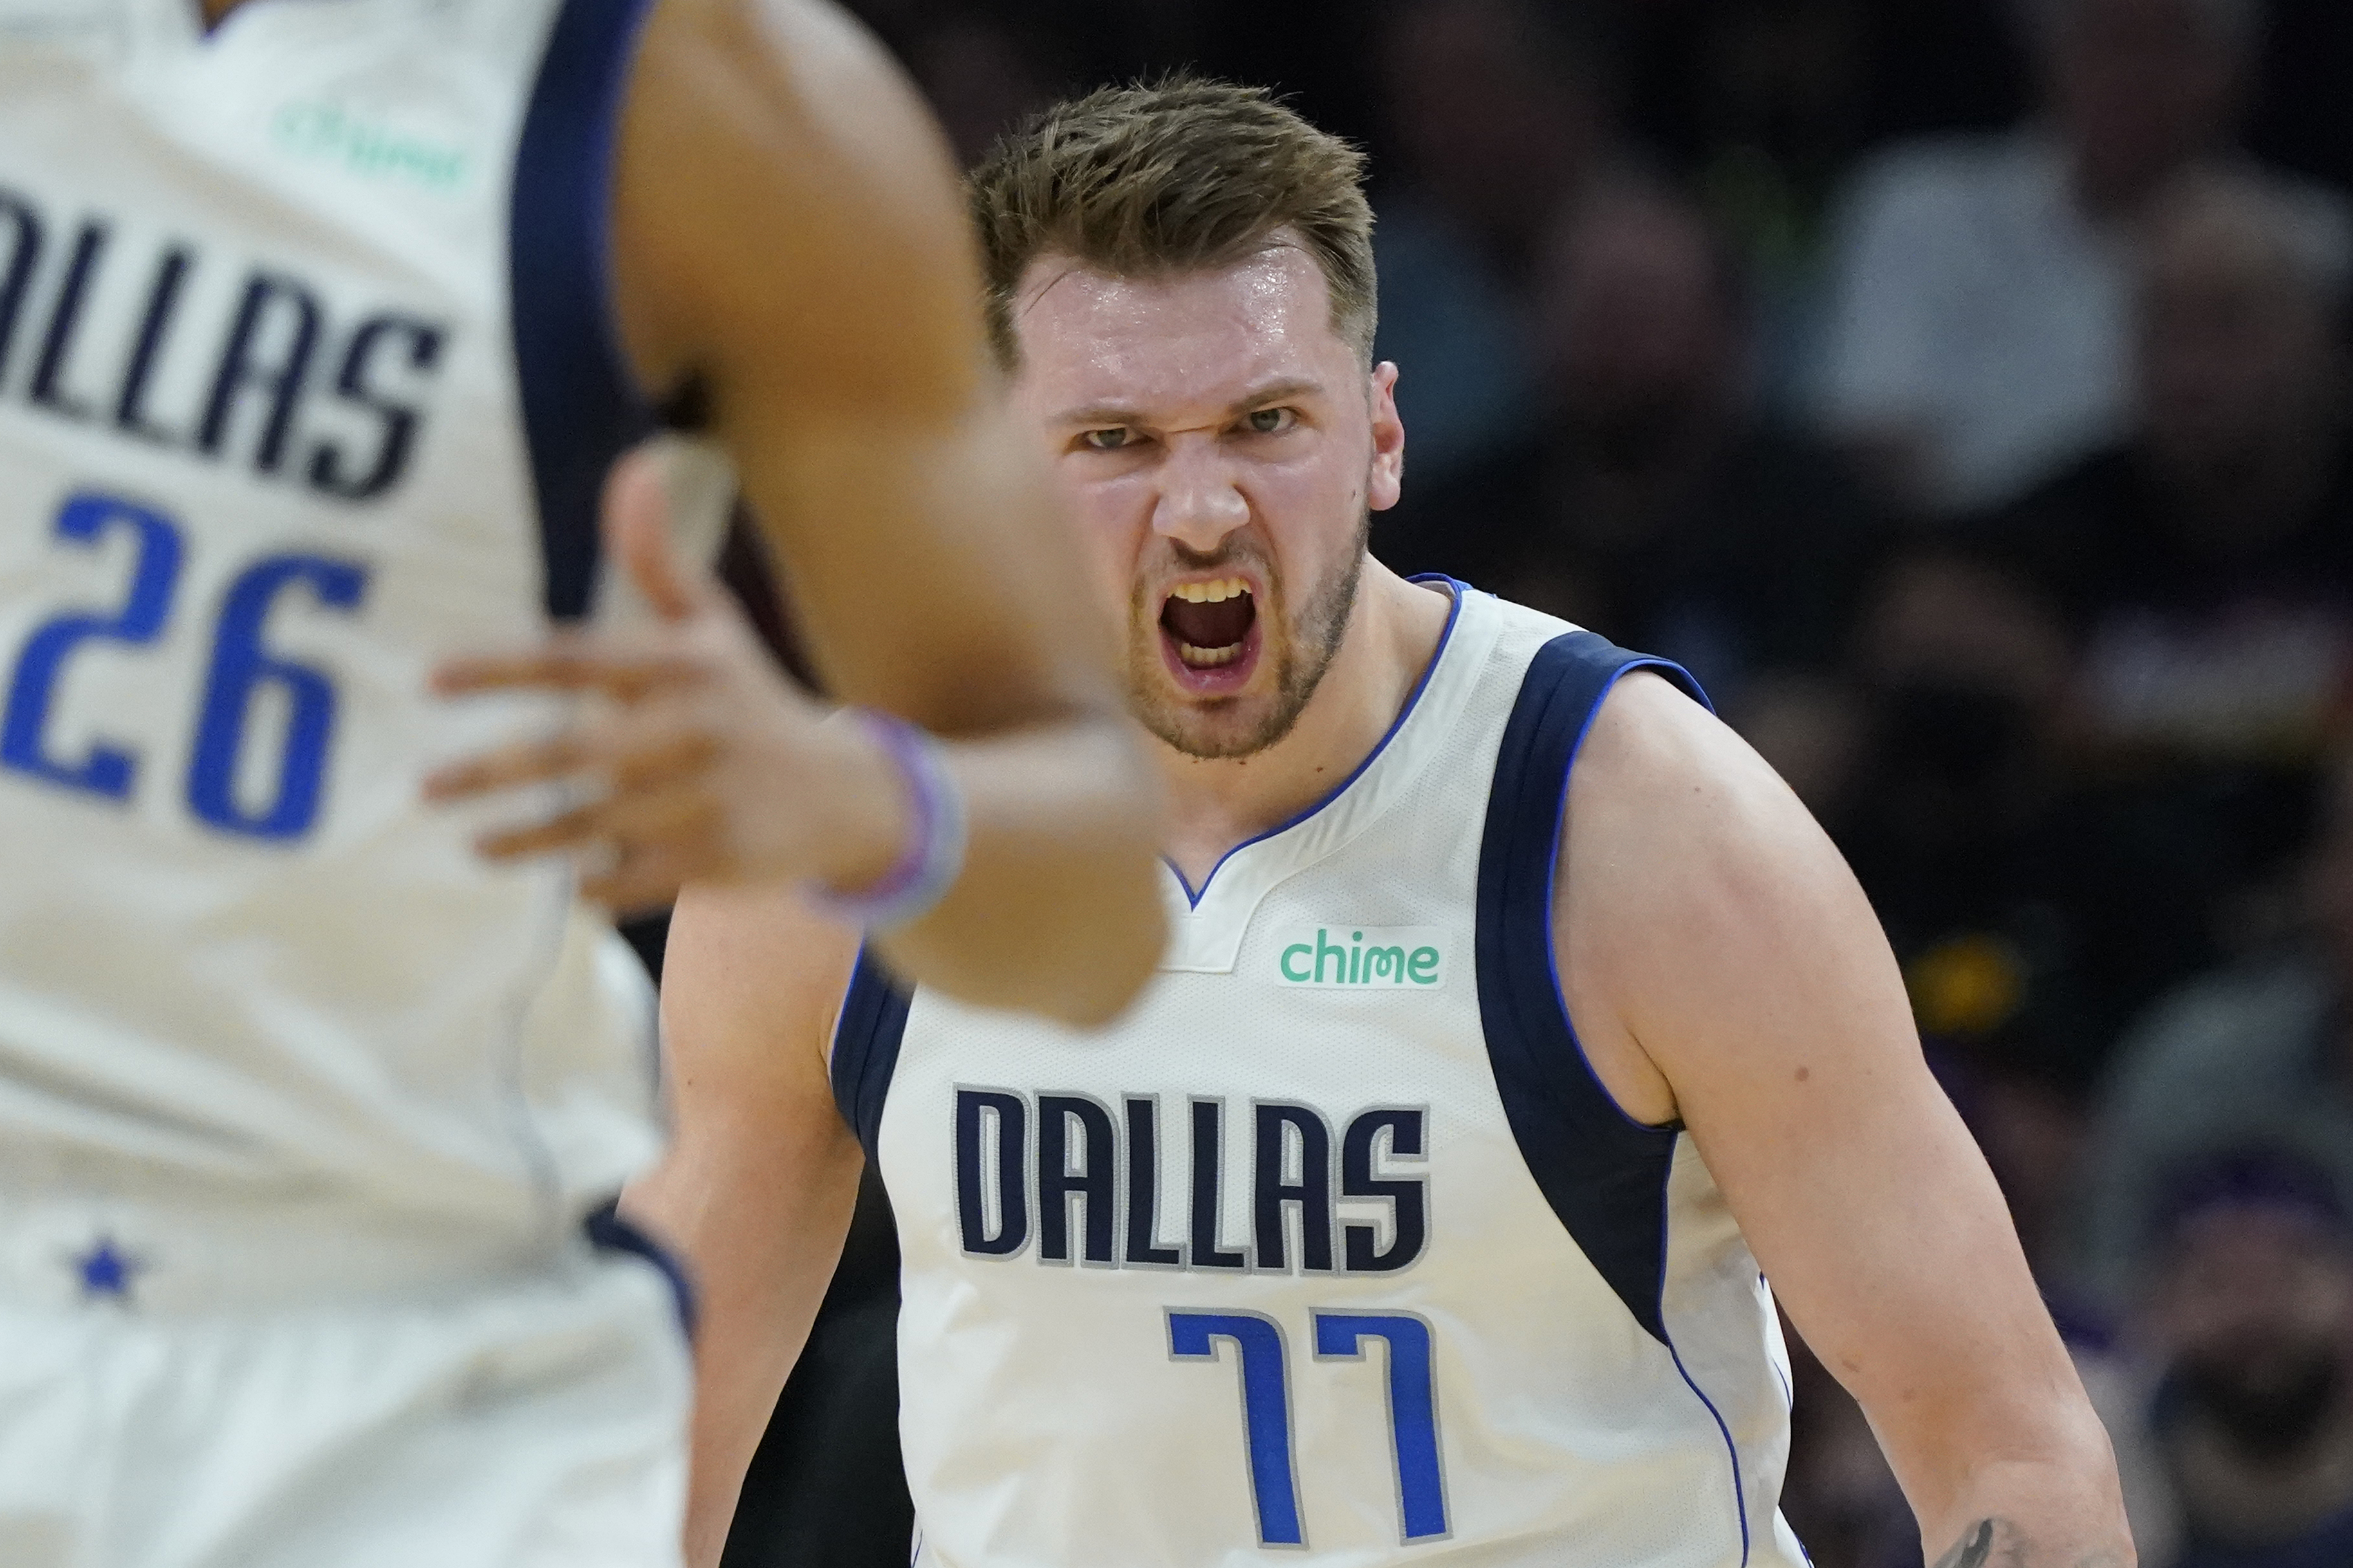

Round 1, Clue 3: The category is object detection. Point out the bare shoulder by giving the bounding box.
[613,0,980,411]
[1570,669,1865,923]
[1575,671,1808,843]
[1556,670,1908,1123]
[1563,670,1846,950]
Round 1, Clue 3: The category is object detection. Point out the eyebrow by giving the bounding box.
[1051,378,1330,429]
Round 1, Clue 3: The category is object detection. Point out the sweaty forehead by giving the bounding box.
[1011,248,1347,416]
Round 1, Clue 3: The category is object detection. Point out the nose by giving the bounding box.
[1150,436,1250,554]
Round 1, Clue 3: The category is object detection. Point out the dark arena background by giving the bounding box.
[629,3,2353,1565]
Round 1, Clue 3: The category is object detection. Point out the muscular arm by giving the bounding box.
[610,0,1163,1024]
[619,883,867,1568]
[1556,676,2131,1568]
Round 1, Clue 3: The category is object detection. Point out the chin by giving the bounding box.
[1136,685,1287,762]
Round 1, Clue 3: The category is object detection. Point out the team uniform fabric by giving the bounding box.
[0,1253,686,1568]
[0,1,704,1560]
[832,585,1813,1568]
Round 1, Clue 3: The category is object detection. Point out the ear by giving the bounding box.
[1367,360,1405,512]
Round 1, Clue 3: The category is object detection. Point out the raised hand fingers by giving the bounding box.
[423,719,720,805]
[483,782,736,914]
[429,645,711,702]
[470,775,720,862]
[423,731,599,804]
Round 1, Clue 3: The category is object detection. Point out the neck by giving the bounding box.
[1158,562,1452,885]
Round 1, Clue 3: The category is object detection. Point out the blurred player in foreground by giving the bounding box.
[633,80,2134,1568]
[0,0,1164,1563]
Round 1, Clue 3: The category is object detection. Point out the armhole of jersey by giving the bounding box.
[830,948,913,1162]
[509,0,659,622]
[1474,629,1711,1345]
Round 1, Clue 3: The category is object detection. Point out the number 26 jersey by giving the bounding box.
[0,0,719,1250]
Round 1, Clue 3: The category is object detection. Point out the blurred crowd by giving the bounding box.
[722,3,2353,1565]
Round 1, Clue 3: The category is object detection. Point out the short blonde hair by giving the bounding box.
[967,77,1377,371]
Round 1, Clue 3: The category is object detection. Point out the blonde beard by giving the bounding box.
[1122,525,1365,761]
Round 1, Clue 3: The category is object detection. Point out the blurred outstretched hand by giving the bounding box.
[425,447,902,912]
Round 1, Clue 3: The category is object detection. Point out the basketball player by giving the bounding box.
[0,1,1163,1563]
[632,81,2135,1568]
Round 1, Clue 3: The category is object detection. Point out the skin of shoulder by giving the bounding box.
[620,881,866,1568]
[1557,672,2130,1566]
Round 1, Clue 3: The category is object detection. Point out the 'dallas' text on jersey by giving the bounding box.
[831,589,1813,1568]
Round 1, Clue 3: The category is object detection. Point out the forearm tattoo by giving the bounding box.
[1934,1520,1999,1568]
[1931,1518,2127,1568]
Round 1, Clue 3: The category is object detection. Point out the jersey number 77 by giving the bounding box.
[1169,1307,1450,1549]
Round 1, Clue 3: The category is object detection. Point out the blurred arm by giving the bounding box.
[611,0,1164,1026]
[1556,675,2132,1568]
[620,883,867,1568]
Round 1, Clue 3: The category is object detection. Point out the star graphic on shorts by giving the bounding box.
[68,1235,144,1303]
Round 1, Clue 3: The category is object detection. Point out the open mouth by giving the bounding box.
[1158,576,1260,688]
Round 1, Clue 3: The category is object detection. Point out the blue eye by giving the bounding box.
[1245,407,1296,435]
[1081,428,1133,451]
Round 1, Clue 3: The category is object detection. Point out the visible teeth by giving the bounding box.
[1171,577,1250,604]
[1177,641,1242,667]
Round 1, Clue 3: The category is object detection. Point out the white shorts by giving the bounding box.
[0,1202,691,1568]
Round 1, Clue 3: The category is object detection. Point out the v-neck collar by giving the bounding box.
[1157,581,1498,974]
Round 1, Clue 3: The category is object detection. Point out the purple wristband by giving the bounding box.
[808,708,969,930]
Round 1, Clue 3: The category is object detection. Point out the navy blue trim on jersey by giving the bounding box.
[1669,1332,1753,1565]
[584,1195,697,1338]
[1166,577,1467,908]
[831,949,914,1160]
[509,0,659,621]
[1474,630,1709,1343]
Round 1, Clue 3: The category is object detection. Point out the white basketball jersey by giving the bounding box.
[0,0,721,1259]
[833,586,1811,1568]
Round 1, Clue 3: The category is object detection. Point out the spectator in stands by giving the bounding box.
[1813,0,2349,521]
[2074,757,2353,1314]
[1984,170,2353,770]
[2132,1150,2353,1567]
[1370,0,1621,485]
[1379,178,1887,717]
[1613,0,1883,413]
[1837,168,2353,1092]
[1958,169,2353,1045]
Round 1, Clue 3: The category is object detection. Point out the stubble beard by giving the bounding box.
[1125,511,1369,762]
